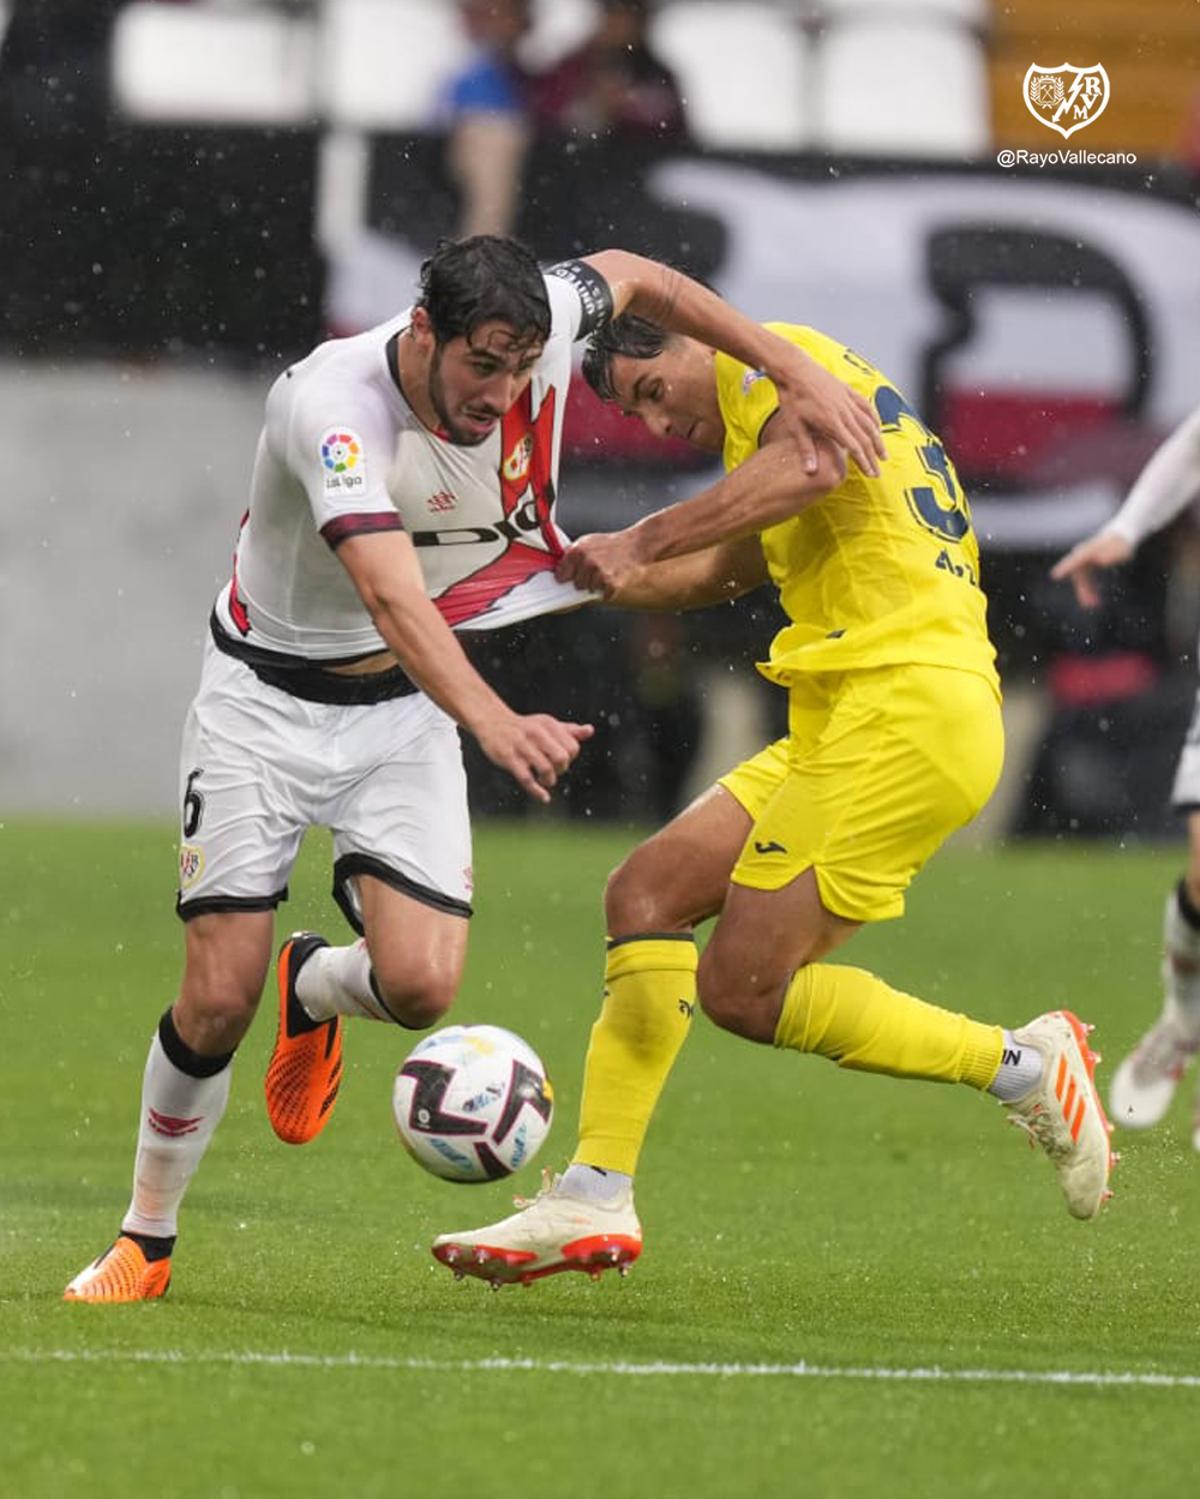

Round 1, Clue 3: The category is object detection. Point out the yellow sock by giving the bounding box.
[573,935,698,1175]
[774,963,1002,1089]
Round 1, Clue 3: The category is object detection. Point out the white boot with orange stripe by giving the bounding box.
[432,1170,642,1287]
[1002,1010,1114,1220]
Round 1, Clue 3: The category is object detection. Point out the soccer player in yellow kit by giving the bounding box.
[433,313,1114,1286]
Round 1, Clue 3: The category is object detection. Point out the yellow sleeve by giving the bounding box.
[714,350,783,474]
[715,323,882,476]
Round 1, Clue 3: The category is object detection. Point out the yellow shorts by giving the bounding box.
[718,664,1003,923]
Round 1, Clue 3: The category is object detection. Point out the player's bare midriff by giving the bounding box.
[326,650,400,677]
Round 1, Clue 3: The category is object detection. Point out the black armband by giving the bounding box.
[546,259,615,338]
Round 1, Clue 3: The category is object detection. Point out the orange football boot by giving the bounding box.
[63,1236,172,1303]
[265,932,342,1145]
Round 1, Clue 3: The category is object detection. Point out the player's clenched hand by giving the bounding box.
[770,347,885,479]
[475,712,594,803]
[1050,530,1133,610]
[556,532,641,600]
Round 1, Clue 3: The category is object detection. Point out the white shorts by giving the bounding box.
[1174,689,1200,810]
[176,637,473,930]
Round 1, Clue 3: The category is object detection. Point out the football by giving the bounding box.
[392,1024,554,1183]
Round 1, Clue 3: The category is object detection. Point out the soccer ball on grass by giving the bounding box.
[392,1024,554,1183]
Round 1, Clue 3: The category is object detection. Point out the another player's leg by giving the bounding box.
[432,785,749,1285]
[1110,813,1200,1141]
[701,867,1112,1221]
[65,910,273,1302]
[697,665,1111,1221]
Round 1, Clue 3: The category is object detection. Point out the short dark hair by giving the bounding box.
[581,313,674,402]
[417,235,551,347]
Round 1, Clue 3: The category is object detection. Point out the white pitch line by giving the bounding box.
[4,1349,1200,1389]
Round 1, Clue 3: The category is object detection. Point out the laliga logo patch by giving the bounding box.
[320,430,362,473]
[1022,63,1110,139]
[741,368,767,395]
[503,433,533,484]
[320,429,366,491]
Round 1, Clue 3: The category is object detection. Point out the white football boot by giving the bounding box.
[1002,1010,1114,1221]
[432,1171,642,1287]
[1109,1002,1200,1133]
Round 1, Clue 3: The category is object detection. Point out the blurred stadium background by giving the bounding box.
[3,0,1200,838]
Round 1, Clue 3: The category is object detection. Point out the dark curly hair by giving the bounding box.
[417,236,551,348]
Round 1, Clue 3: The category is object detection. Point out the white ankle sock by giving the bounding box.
[987,1031,1044,1101]
[560,1163,633,1203]
[121,1019,232,1240]
[296,940,394,1023]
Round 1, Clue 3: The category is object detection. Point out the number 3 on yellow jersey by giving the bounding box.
[873,385,974,546]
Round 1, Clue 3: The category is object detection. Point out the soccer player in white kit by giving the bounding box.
[64,235,885,1302]
[1052,404,1200,1146]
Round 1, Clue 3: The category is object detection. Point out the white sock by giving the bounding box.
[560,1163,633,1203]
[1163,886,1200,1034]
[120,1015,233,1240]
[296,940,395,1023]
[987,1031,1044,1101]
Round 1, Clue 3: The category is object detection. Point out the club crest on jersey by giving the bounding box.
[1022,63,1110,138]
[741,368,768,395]
[503,433,534,484]
[320,429,366,492]
[179,844,204,888]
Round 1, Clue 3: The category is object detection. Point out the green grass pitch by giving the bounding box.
[3,819,1199,1498]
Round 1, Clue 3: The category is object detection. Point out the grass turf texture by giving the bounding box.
[2,819,1199,1498]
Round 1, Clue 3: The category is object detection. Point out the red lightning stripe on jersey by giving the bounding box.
[500,385,560,551]
[430,388,564,628]
[228,510,252,635]
[435,543,559,628]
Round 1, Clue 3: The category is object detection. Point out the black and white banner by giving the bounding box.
[636,159,1200,550]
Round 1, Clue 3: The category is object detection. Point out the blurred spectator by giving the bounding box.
[438,0,687,237]
[530,0,687,141]
[440,0,534,237]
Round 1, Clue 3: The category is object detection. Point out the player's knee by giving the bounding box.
[179,918,268,1032]
[371,960,457,1030]
[176,961,261,1055]
[604,844,684,935]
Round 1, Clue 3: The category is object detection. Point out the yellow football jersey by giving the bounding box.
[715,324,999,692]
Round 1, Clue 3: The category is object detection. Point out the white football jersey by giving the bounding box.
[211,265,608,665]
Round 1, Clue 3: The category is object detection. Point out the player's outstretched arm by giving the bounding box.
[1049,531,1134,610]
[337,531,593,802]
[1051,404,1200,608]
[581,248,885,478]
[601,534,769,611]
[559,438,843,600]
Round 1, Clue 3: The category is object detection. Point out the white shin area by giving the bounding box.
[121,1030,232,1240]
